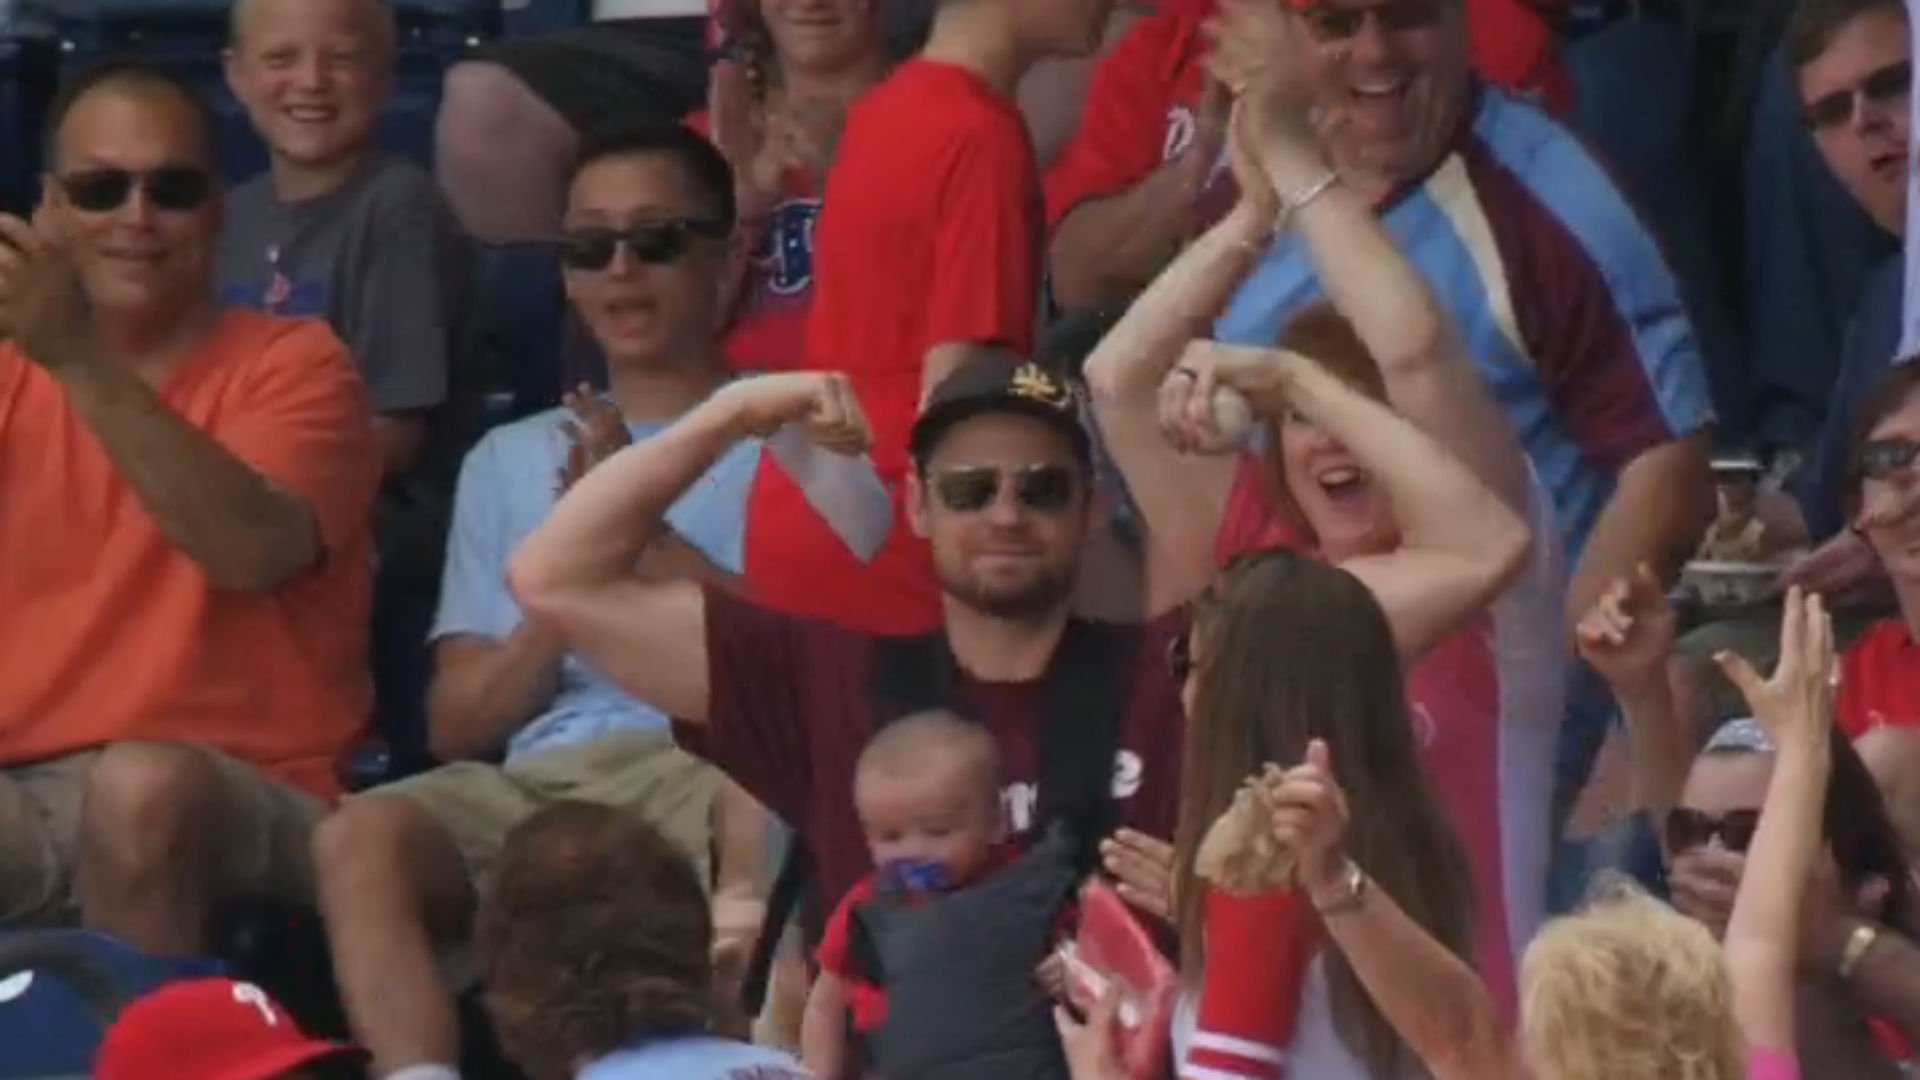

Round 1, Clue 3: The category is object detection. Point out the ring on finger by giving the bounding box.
[1171,367,1199,382]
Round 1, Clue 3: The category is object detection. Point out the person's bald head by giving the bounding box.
[224,0,394,175]
[859,710,1001,800]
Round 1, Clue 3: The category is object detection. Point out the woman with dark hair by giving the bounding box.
[475,801,812,1080]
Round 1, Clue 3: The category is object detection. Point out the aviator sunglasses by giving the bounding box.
[1663,807,1761,855]
[556,219,730,271]
[1802,60,1912,130]
[929,463,1078,515]
[58,166,213,214]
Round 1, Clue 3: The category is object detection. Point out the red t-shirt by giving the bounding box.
[743,59,1043,635]
[685,111,821,375]
[673,590,1185,922]
[1043,4,1571,231]
[1839,620,1920,737]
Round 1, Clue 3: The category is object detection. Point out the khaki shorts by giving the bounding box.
[370,730,718,887]
[0,745,325,926]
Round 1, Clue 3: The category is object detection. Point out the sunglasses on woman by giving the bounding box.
[929,463,1077,515]
[1664,807,1761,854]
[59,166,213,214]
[1859,436,1920,482]
[1802,60,1912,130]
[556,219,730,271]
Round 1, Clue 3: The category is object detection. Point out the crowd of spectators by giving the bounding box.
[3,0,1920,1078]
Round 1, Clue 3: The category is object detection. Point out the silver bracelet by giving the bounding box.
[1278,170,1341,226]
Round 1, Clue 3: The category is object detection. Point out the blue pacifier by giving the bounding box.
[880,859,954,895]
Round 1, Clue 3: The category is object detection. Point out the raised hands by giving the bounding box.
[1715,586,1837,756]
[1575,563,1677,699]
[1205,0,1338,191]
[1155,339,1294,453]
[708,57,844,218]
[712,371,872,453]
[1264,739,1353,897]
[555,384,632,496]
[0,212,93,372]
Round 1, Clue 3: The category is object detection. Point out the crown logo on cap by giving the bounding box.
[1009,363,1070,410]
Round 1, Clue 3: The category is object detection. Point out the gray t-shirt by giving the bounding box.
[216,154,471,416]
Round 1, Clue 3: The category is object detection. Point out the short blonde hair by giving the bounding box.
[1519,886,1746,1080]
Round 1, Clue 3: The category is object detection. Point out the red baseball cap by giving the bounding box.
[95,978,362,1080]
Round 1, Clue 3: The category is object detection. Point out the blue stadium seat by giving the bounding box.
[0,3,56,216]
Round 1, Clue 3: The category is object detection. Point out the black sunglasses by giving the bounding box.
[556,220,730,271]
[1803,60,1912,130]
[1860,436,1920,482]
[930,463,1078,515]
[1300,0,1443,42]
[59,166,213,214]
[1664,807,1761,855]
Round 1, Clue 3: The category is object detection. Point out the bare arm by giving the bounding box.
[58,357,322,592]
[1566,436,1713,637]
[1050,155,1217,313]
[1722,592,1836,1058]
[801,972,851,1080]
[424,628,566,762]
[1317,871,1521,1080]
[506,401,742,725]
[1083,203,1270,615]
[1263,150,1527,512]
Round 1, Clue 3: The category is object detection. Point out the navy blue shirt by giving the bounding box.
[1794,255,1906,540]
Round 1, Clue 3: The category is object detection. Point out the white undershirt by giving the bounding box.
[589,0,705,19]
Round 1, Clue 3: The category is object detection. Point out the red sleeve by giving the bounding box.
[1042,14,1189,230]
[924,111,1040,355]
[683,109,711,136]
[1837,623,1898,739]
[815,879,876,977]
[671,587,865,826]
[1214,452,1308,567]
[1185,889,1319,1080]
[220,318,380,565]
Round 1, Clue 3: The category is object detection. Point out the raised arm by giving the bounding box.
[1169,342,1530,660]
[508,373,870,724]
[1080,102,1282,615]
[1720,588,1838,1062]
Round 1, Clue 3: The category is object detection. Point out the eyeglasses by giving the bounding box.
[929,463,1078,515]
[1859,436,1920,482]
[1167,629,1194,683]
[1298,0,1444,43]
[58,167,213,214]
[556,220,730,271]
[1664,807,1761,855]
[1802,60,1912,130]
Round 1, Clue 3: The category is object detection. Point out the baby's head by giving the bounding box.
[855,710,1003,891]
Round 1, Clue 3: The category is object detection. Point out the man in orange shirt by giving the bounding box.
[0,62,380,956]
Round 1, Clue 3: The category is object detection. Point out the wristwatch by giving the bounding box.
[1312,861,1369,917]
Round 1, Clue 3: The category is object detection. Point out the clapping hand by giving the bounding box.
[1715,586,1837,756]
[713,371,872,453]
[555,384,632,496]
[1575,563,1677,700]
[0,212,94,371]
[1205,0,1339,187]
[1263,739,1352,896]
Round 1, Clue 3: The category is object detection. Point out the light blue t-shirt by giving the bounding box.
[431,405,758,762]
[577,1036,812,1080]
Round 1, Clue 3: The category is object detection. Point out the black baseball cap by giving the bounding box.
[908,351,1093,467]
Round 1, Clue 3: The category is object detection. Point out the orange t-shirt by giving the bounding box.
[0,310,380,799]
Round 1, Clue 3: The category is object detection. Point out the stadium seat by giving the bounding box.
[0,2,56,216]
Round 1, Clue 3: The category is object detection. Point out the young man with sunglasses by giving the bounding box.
[1767,0,1914,603]
[0,63,380,952]
[508,354,1190,971]
[217,0,472,486]
[306,124,765,1080]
